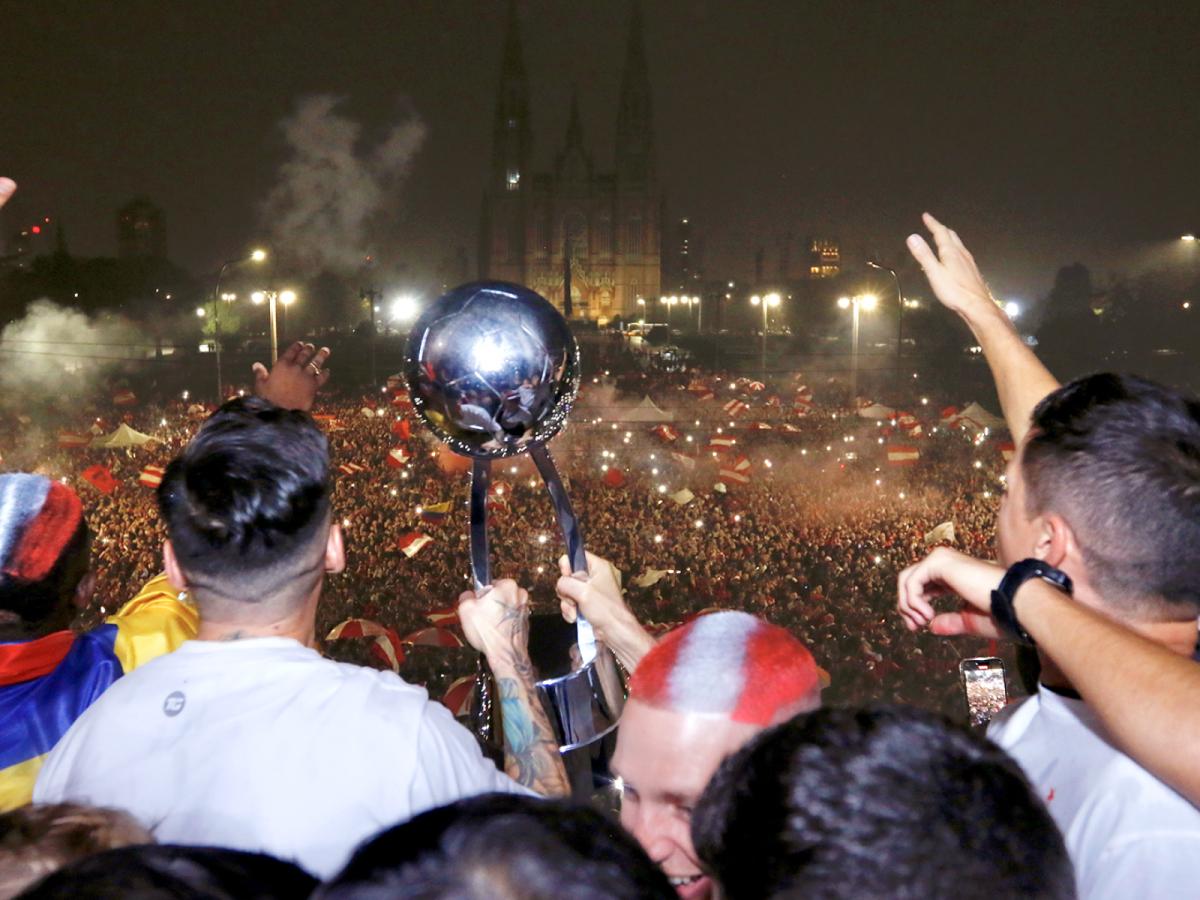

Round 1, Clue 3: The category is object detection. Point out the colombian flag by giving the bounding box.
[419,501,453,524]
[0,574,197,811]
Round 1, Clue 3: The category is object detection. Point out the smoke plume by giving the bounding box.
[260,95,427,275]
[0,299,147,400]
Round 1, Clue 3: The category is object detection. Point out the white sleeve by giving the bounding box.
[1080,834,1200,900]
[407,698,538,813]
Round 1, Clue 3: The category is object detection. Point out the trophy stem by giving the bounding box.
[469,457,492,593]
[529,443,597,664]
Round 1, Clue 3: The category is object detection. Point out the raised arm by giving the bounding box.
[457,579,571,797]
[555,551,656,672]
[907,213,1060,442]
[898,547,1200,806]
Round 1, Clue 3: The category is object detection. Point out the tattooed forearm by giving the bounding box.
[493,669,570,796]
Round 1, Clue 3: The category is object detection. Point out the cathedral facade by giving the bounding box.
[479,3,661,324]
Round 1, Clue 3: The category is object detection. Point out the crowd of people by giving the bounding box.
[4,179,1200,899]
[0,364,1010,720]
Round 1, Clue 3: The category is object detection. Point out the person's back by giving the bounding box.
[0,474,196,811]
[33,634,510,878]
[34,396,565,877]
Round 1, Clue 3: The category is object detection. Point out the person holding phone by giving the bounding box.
[898,215,1200,899]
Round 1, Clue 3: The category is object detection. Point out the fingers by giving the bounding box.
[280,341,304,365]
[0,178,15,209]
[251,362,269,386]
[560,597,577,624]
[558,554,572,578]
[906,233,938,269]
[931,609,1001,639]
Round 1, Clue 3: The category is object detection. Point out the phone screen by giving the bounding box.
[959,657,1007,727]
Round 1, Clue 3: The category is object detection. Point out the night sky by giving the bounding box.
[4,0,1198,302]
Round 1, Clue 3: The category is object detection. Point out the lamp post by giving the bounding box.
[636,297,646,329]
[251,288,297,364]
[866,260,905,377]
[210,248,266,402]
[837,293,877,400]
[750,292,781,377]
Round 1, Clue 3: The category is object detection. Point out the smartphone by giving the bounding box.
[959,657,1008,727]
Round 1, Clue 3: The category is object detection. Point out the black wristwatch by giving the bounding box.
[990,559,1073,646]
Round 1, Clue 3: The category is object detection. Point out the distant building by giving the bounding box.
[807,237,840,278]
[479,2,661,323]
[117,198,166,260]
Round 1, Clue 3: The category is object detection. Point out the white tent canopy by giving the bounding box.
[857,402,896,420]
[91,423,154,448]
[955,401,1004,432]
[613,396,675,423]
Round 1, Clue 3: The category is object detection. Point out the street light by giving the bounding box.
[251,289,298,363]
[391,294,420,324]
[750,292,781,377]
[1182,234,1196,243]
[636,297,646,328]
[837,293,877,400]
[210,248,267,401]
[867,260,906,379]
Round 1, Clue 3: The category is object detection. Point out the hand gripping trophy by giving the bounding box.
[404,282,624,797]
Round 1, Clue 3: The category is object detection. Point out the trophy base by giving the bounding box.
[471,613,626,800]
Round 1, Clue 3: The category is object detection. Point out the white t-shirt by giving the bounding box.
[989,685,1200,900]
[34,637,531,878]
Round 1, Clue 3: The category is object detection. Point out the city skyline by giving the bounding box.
[4,0,1198,304]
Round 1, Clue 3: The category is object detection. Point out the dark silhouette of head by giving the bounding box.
[15,843,316,899]
[692,705,1075,899]
[318,793,675,900]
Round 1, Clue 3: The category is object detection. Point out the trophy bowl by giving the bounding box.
[404,281,581,460]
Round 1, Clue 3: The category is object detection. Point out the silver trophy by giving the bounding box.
[404,282,624,797]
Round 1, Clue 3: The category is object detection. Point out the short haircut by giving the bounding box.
[16,843,316,899]
[1023,373,1200,619]
[0,475,90,629]
[692,705,1075,900]
[628,611,821,725]
[157,397,331,611]
[318,794,675,900]
[0,802,151,897]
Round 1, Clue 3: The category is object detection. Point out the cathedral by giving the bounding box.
[479,2,662,324]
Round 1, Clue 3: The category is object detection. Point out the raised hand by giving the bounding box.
[555,551,655,671]
[457,579,570,796]
[897,546,1004,639]
[906,213,1002,321]
[252,341,331,412]
[0,178,15,209]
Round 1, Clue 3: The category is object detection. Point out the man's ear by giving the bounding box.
[325,524,346,575]
[73,569,98,610]
[163,540,188,593]
[1033,514,1074,569]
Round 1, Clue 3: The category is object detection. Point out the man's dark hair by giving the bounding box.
[156,397,330,611]
[318,793,675,900]
[692,705,1075,900]
[1023,373,1200,619]
[17,843,316,899]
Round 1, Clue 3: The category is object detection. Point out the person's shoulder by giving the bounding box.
[985,693,1037,745]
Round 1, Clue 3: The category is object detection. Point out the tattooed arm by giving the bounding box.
[458,579,571,797]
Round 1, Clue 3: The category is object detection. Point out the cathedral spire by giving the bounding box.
[564,88,584,149]
[490,0,531,193]
[615,0,654,183]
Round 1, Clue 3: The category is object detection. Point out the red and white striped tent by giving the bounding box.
[401,627,465,648]
[325,618,407,672]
